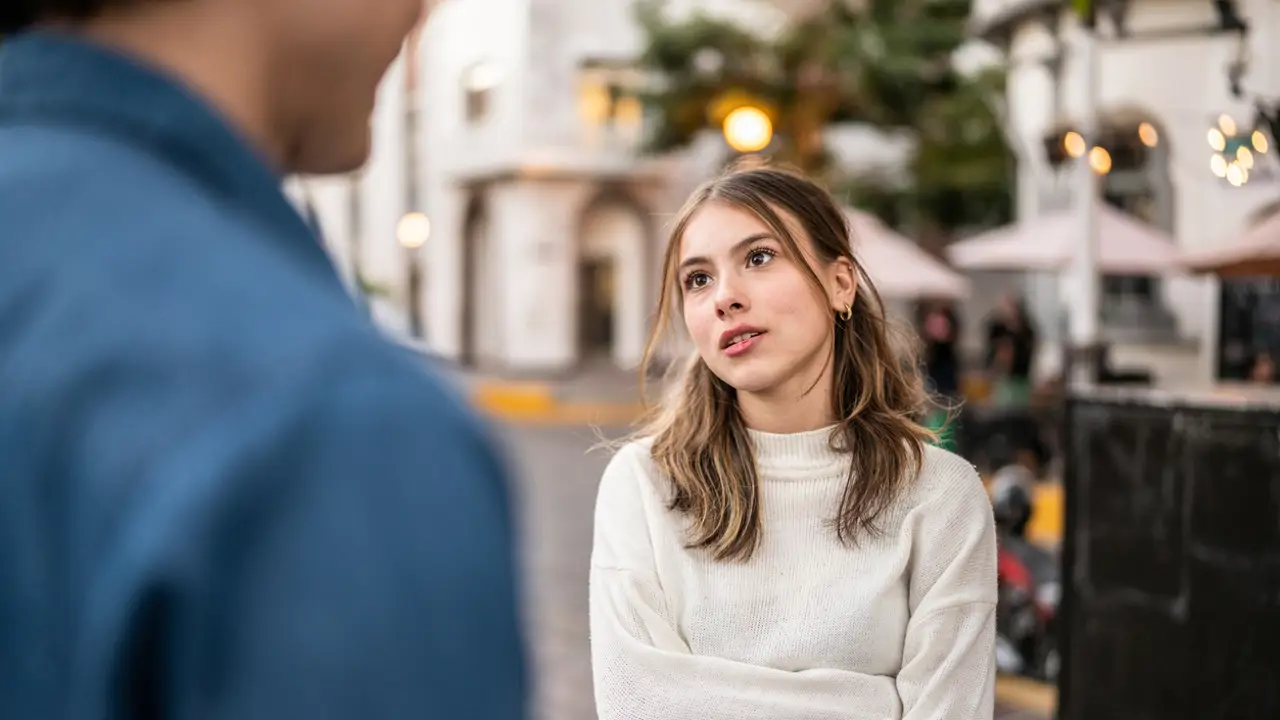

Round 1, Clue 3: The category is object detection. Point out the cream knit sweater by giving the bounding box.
[589,426,998,719]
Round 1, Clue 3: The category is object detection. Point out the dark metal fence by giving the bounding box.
[1059,388,1280,720]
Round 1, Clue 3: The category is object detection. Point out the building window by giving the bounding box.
[577,61,646,145]
[1097,120,1172,307]
[462,60,500,124]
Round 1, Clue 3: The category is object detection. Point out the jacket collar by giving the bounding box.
[0,30,337,278]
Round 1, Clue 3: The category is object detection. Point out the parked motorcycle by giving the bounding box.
[991,465,1060,682]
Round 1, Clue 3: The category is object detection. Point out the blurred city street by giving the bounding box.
[7,0,1277,716]
[497,418,1052,720]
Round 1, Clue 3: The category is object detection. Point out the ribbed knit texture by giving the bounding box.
[589,426,997,719]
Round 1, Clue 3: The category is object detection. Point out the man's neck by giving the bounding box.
[60,6,285,169]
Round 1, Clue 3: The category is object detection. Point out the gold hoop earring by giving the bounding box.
[839,303,852,321]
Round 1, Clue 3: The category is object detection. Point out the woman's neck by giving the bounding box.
[737,356,835,434]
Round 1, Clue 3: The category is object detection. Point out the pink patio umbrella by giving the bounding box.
[1179,211,1280,277]
[944,203,1183,275]
[844,208,971,300]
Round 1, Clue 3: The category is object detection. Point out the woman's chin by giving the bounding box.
[711,364,784,397]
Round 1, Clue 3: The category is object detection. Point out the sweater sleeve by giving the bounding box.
[589,445,896,720]
[895,451,999,720]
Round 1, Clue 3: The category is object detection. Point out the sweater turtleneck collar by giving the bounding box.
[746,425,849,479]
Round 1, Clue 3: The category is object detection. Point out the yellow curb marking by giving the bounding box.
[481,402,646,427]
[468,380,646,426]
[471,381,556,417]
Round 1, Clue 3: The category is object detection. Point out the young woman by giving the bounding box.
[589,166,997,719]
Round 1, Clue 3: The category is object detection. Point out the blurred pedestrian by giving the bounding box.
[919,299,962,400]
[0,2,526,719]
[984,294,1037,407]
[589,165,996,719]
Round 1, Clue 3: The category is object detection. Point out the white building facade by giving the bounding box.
[971,0,1280,375]
[284,0,1280,379]
[289,0,898,374]
[289,0,712,373]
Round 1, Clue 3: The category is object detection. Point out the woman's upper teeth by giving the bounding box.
[730,332,759,345]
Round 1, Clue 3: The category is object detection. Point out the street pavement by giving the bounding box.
[498,422,613,720]
[497,421,1049,720]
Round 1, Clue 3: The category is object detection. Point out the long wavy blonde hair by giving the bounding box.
[633,164,937,562]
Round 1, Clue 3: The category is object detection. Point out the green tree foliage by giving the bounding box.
[633,0,1014,238]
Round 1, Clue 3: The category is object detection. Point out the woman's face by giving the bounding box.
[677,202,853,397]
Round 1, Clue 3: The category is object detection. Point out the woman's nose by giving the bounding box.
[713,278,747,318]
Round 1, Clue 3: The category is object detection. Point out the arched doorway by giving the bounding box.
[577,193,649,368]
[461,192,498,367]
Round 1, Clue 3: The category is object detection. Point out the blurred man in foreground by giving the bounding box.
[0,1,527,718]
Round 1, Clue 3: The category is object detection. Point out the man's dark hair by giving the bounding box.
[1,1,129,35]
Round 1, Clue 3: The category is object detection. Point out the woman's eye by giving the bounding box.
[684,272,711,290]
[747,249,775,267]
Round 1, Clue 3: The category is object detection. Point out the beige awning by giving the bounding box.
[1179,210,1280,277]
[944,203,1183,275]
[844,208,970,300]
